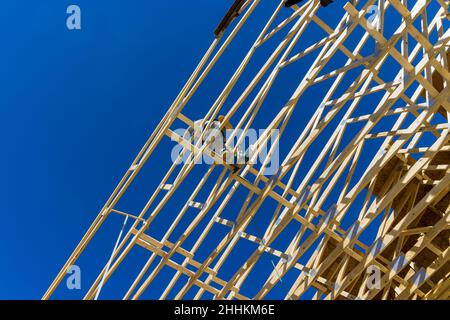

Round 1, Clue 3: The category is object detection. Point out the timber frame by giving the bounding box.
[45,0,450,300]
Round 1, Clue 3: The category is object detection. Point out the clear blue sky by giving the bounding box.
[0,0,425,300]
[0,0,239,299]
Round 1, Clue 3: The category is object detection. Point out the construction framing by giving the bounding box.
[45,0,450,300]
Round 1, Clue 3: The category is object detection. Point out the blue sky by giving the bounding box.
[0,0,442,300]
[0,0,237,299]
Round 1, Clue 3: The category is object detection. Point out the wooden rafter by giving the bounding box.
[44,0,450,300]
